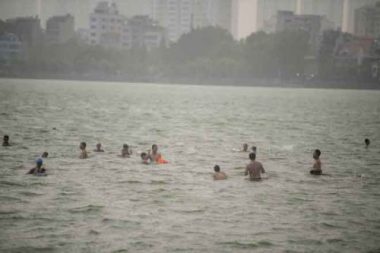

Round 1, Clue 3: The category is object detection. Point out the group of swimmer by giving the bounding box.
[79,141,168,164]
[2,135,373,179]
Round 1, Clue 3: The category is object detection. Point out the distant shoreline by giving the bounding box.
[0,73,379,90]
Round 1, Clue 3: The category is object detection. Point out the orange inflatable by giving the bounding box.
[156,155,168,164]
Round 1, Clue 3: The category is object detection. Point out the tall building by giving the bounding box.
[275,11,334,55]
[0,33,24,64]
[300,0,344,30]
[5,16,42,47]
[123,15,167,50]
[89,1,125,48]
[354,2,380,38]
[149,0,234,42]
[342,0,379,33]
[46,14,75,44]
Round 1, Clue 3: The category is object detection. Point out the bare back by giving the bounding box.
[245,161,265,180]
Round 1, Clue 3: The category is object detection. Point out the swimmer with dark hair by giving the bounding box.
[94,143,104,152]
[251,146,257,154]
[242,143,248,152]
[121,144,132,158]
[27,158,46,175]
[310,149,322,175]
[2,135,10,146]
[79,142,88,159]
[148,144,168,164]
[245,152,265,181]
[213,165,227,180]
[365,138,370,148]
[41,152,49,158]
[140,152,150,164]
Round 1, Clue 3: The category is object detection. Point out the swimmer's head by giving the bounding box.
[3,135,9,142]
[80,142,86,150]
[152,144,158,152]
[96,143,102,149]
[365,138,370,146]
[243,143,248,151]
[141,152,147,159]
[313,149,321,159]
[123,144,129,149]
[36,158,43,166]
[41,152,48,158]
[249,152,256,161]
[214,165,220,172]
[251,146,257,153]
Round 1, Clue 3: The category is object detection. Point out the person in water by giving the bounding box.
[2,135,10,146]
[148,144,168,164]
[365,138,370,148]
[140,152,150,164]
[27,158,46,175]
[213,165,227,180]
[121,144,132,157]
[41,152,49,158]
[79,142,88,159]
[94,143,104,152]
[251,146,257,154]
[245,152,265,181]
[242,143,248,152]
[310,149,322,175]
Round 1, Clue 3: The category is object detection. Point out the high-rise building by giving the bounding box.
[89,1,125,48]
[149,0,234,42]
[46,14,75,44]
[343,0,379,34]
[275,11,334,55]
[354,2,380,38]
[5,16,42,47]
[0,33,24,64]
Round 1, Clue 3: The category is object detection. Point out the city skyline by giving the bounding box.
[0,0,379,40]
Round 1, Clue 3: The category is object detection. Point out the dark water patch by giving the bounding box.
[0,196,27,203]
[219,240,273,249]
[102,218,140,228]
[288,239,323,245]
[150,180,168,185]
[130,241,154,249]
[68,204,104,214]
[112,249,129,253]
[18,191,44,197]
[89,229,100,235]
[0,180,25,187]
[321,222,344,229]
[326,238,344,243]
[3,246,58,253]
[118,180,142,184]
[176,209,205,214]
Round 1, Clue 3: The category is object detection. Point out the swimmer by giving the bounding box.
[148,144,161,162]
[27,158,46,175]
[251,146,257,154]
[245,152,265,181]
[94,143,104,152]
[140,152,150,164]
[41,152,49,158]
[242,143,248,152]
[79,142,88,159]
[2,135,10,146]
[365,138,370,148]
[213,165,227,180]
[121,144,132,157]
[310,149,322,175]
[148,144,168,164]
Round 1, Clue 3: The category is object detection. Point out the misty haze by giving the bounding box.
[0,1,380,252]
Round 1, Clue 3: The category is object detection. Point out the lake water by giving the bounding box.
[0,78,379,253]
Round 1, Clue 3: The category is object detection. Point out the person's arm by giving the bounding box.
[261,164,265,174]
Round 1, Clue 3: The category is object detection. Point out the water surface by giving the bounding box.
[0,79,380,252]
